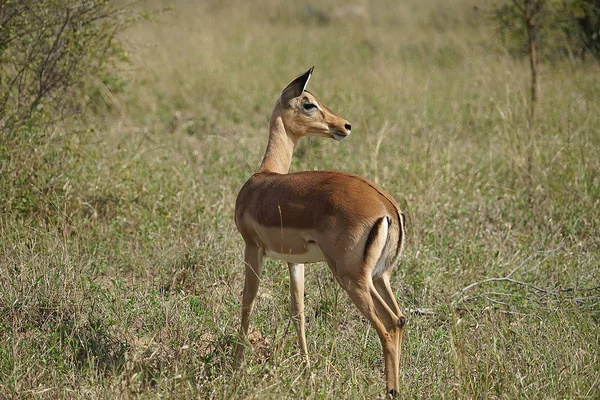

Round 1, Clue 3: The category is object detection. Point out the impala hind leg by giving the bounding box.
[374,271,407,371]
[373,271,402,318]
[336,273,404,397]
[288,263,309,362]
[234,245,264,368]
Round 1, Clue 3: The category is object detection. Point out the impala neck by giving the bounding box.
[257,110,297,174]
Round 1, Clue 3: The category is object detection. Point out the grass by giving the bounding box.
[1,0,599,398]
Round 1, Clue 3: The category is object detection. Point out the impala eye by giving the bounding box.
[303,102,317,111]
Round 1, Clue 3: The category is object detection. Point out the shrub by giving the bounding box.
[0,1,135,220]
[0,0,128,137]
[493,0,600,61]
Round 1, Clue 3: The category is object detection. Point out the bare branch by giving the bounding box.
[449,239,591,305]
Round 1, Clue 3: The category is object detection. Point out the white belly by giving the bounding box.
[265,242,325,263]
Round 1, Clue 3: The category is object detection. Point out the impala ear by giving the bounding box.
[280,67,314,105]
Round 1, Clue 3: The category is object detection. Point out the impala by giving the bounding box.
[233,67,407,397]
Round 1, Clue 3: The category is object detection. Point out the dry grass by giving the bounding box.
[1,0,599,398]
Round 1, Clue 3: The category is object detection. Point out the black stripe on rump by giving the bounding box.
[363,216,387,262]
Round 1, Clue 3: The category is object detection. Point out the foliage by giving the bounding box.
[0,0,136,222]
[0,0,128,137]
[493,0,600,60]
[578,0,600,56]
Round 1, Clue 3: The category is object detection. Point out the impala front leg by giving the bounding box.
[234,244,264,369]
[289,262,309,362]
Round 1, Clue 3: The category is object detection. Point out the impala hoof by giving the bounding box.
[397,315,407,328]
[388,388,399,398]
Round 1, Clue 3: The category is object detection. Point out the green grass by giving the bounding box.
[1,0,599,398]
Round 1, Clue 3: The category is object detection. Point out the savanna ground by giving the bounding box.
[1,0,599,398]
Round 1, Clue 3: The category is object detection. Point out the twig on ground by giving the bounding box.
[452,276,547,300]
[449,239,600,305]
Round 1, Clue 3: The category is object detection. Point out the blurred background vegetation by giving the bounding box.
[1,0,599,398]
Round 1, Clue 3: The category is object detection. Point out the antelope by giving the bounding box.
[233,67,407,397]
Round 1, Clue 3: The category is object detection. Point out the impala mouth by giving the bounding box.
[332,131,349,141]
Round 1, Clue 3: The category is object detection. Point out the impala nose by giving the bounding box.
[344,123,352,132]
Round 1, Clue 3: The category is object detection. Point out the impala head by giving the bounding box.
[277,67,352,141]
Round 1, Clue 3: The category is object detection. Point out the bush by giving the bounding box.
[493,0,600,61]
[0,0,128,137]
[0,1,136,219]
[577,0,600,57]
